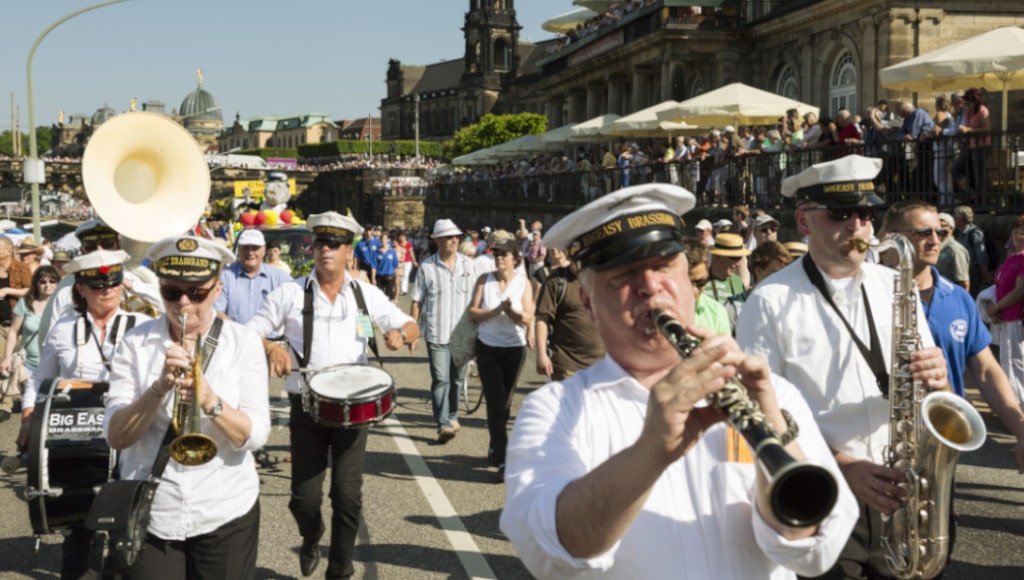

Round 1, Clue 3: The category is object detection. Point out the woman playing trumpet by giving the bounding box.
[26,251,147,580]
[104,236,270,579]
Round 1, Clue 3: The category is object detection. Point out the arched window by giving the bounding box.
[690,77,705,98]
[776,65,799,100]
[494,38,511,70]
[829,51,857,117]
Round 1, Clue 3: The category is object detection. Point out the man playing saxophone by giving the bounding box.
[501,183,857,579]
[104,235,270,578]
[736,156,952,579]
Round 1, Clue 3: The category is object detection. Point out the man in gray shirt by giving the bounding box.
[936,212,970,291]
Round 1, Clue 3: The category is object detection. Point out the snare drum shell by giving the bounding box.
[303,365,397,428]
[27,378,115,535]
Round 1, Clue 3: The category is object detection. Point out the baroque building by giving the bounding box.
[218,113,339,152]
[382,0,1024,140]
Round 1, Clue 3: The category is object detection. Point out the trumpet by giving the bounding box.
[169,313,218,466]
[651,309,839,528]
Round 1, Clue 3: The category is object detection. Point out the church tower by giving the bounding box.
[460,0,521,123]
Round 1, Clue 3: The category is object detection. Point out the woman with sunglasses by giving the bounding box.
[104,235,270,579]
[468,234,535,483]
[2,266,59,413]
[25,250,148,580]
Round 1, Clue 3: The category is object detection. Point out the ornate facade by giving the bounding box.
[382,1,1024,139]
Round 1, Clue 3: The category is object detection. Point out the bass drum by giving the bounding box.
[27,378,115,535]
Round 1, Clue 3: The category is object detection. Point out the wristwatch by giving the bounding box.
[398,328,408,341]
[207,397,223,419]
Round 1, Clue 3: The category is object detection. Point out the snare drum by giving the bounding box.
[302,365,396,428]
[27,378,115,535]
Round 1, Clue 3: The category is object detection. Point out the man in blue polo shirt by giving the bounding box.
[216,228,293,324]
[881,201,1024,470]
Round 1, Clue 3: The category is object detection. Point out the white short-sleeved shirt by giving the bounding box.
[246,272,415,393]
[736,259,934,465]
[501,356,858,579]
[103,316,270,541]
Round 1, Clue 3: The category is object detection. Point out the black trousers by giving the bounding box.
[124,499,260,580]
[475,340,525,466]
[63,525,100,580]
[289,395,369,579]
[376,274,396,300]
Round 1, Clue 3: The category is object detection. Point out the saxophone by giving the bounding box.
[880,235,987,579]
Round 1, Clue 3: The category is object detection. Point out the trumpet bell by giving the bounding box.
[82,111,210,243]
[169,433,218,466]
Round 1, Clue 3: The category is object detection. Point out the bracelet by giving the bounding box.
[777,409,799,446]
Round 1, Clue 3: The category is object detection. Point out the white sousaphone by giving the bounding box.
[82,111,211,285]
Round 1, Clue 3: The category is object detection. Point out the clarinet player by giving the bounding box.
[501,183,857,579]
[736,156,951,579]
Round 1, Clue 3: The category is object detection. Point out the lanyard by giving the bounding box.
[801,255,890,397]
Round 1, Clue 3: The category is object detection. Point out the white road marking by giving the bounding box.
[383,416,497,580]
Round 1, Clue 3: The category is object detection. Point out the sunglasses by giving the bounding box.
[82,239,118,253]
[804,206,876,222]
[81,281,120,291]
[905,228,949,239]
[159,283,216,303]
[313,238,345,250]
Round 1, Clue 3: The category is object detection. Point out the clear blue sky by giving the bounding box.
[0,0,566,132]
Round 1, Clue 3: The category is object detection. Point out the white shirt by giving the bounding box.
[103,316,270,540]
[27,309,146,410]
[246,272,415,394]
[501,356,857,579]
[736,260,934,464]
[411,253,475,344]
[477,272,527,347]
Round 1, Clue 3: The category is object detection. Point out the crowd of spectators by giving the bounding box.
[546,0,657,55]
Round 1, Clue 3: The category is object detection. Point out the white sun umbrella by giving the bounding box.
[491,133,563,158]
[542,7,598,34]
[656,82,819,127]
[451,146,503,166]
[566,114,622,142]
[880,26,1024,131]
[610,100,701,137]
[573,0,617,12]
[539,122,580,144]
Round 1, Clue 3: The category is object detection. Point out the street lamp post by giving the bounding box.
[25,0,129,242]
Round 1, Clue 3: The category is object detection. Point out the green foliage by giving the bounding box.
[0,129,47,156]
[448,113,547,157]
[237,147,300,159]
[296,140,443,158]
[0,131,16,156]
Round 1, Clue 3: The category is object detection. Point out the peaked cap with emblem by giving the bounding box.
[544,183,695,272]
[64,249,129,288]
[781,154,884,207]
[307,211,363,243]
[146,235,235,282]
[75,218,119,244]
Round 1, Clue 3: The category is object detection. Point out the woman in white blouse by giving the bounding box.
[468,235,534,482]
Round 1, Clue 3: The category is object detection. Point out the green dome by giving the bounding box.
[91,105,116,126]
[179,86,222,122]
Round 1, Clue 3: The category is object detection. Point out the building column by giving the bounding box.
[661,57,673,102]
[859,16,878,108]
[547,94,566,128]
[631,67,652,112]
[567,90,585,124]
[586,83,604,119]
[607,75,623,115]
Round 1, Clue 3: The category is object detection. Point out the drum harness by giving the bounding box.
[74,314,136,377]
[293,279,383,371]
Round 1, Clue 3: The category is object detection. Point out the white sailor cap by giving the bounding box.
[146,235,235,282]
[695,219,713,231]
[713,219,733,229]
[236,229,266,247]
[307,211,363,242]
[64,249,130,288]
[781,155,884,207]
[544,183,695,272]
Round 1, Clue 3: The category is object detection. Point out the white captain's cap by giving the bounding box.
[64,249,130,288]
[307,211,363,242]
[236,229,266,247]
[544,183,695,272]
[146,236,235,282]
[781,154,884,207]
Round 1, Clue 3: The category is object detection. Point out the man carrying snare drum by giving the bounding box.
[247,211,419,579]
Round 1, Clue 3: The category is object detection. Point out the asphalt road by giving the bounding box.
[1,300,1023,579]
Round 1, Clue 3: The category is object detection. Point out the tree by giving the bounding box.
[447,113,547,157]
[0,131,15,156]
[0,128,51,156]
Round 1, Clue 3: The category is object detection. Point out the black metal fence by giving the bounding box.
[429,131,1024,213]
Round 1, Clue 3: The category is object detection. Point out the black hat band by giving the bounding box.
[155,256,222,282]
[571,211,686,272]
[313,225,355,243]
[796,180,880,206]
[76,263,124,288]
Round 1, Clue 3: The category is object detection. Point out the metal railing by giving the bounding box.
[428,131,1024,213]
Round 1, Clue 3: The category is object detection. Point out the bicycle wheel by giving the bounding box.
[461,359,484,415]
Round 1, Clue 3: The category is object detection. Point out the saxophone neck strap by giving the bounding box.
[801,255,889,397]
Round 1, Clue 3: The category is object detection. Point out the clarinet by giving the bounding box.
[651,309,839,528]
